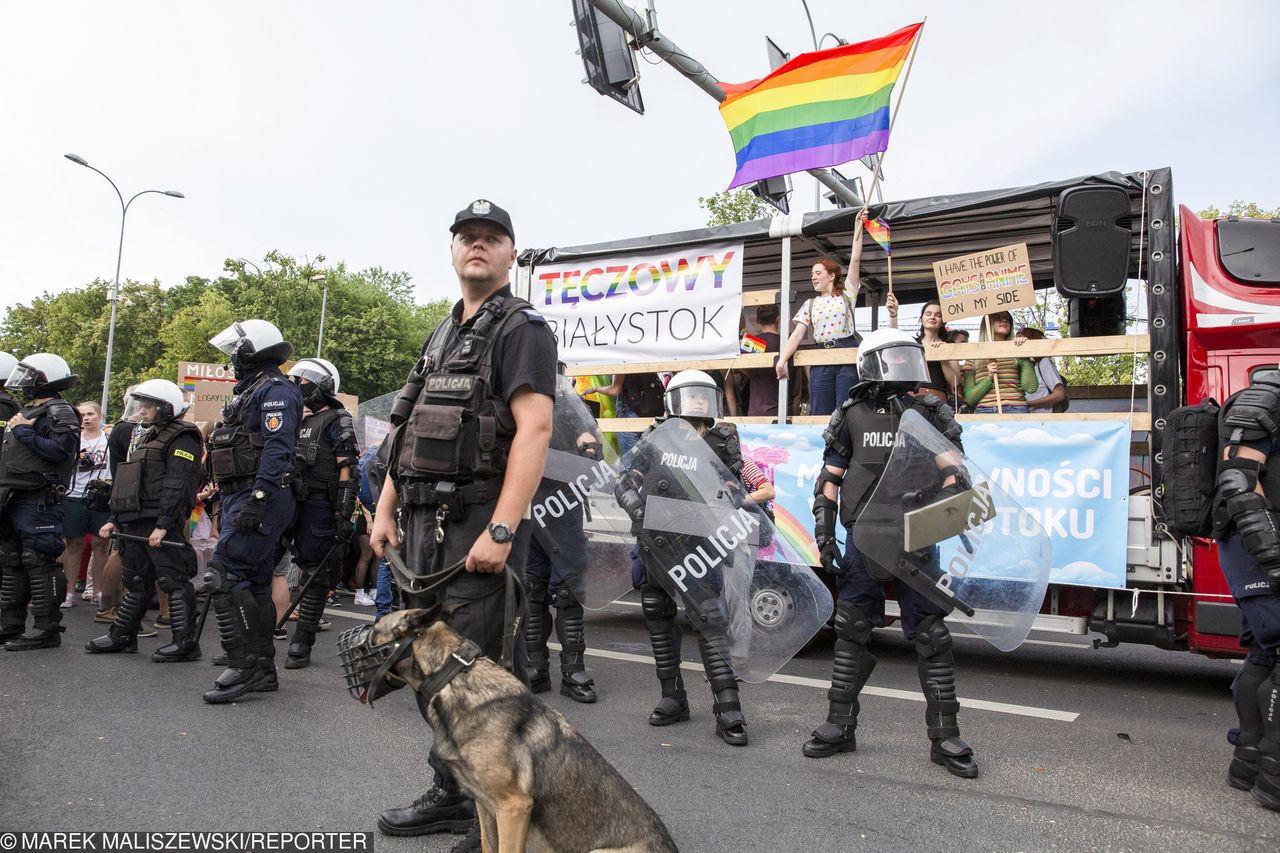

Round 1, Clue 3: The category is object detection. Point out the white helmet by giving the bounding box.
[287,357,340,394]
[123,379,189,425]
[209,319,293,373]
[856,328,929,386]
[0,352,16,388]
[664,369,720,420]
[8,353,78,396]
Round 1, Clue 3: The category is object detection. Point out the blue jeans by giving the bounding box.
[807,337,859,416]
[615,396,640,456]
[974,405,1029,414]
[374,558,393,618]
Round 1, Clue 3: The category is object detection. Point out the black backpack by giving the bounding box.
[1160,397,1221,537]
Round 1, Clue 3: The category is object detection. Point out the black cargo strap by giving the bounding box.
[398,478,502,508]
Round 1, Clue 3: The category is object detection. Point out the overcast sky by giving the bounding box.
[2,0,1277,315]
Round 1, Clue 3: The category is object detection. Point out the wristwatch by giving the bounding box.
[252,489,267,501]
[487,521,513,544]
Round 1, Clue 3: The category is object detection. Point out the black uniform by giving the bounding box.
[203,366,303,702]
[86,418,204,659]
[804,384,979,778]
[1213,372,1280,812]
[0,396,80,650]
[285,403,359,668]
[377,284,556,836]
[615,416,750,746]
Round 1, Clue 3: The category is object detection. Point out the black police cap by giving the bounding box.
[450,199,514,243]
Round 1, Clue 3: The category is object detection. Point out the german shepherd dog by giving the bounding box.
[362,607,679,853]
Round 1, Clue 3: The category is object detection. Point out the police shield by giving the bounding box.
[530,375,634,610]
[632,417,833,682]
[852,409,1051,652]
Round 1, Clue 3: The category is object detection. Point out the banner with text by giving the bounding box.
[737,419,1130,590]
[533,241,745,366]
[932,242,1035,321]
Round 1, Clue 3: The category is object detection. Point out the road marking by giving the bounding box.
[324,607,1079,722]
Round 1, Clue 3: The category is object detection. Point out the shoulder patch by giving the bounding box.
[518,307,546,324]
[173,448,196,462]
[262,400,286,409]
[264,412,285,433]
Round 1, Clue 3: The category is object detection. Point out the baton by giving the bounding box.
[194,587,213,644]
[275,540,342,630]
[110,531,189,549]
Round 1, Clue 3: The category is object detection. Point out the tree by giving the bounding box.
[698,189,769,226]
[1197,200,1280,220]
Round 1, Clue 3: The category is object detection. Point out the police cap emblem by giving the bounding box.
[471,200,492,216]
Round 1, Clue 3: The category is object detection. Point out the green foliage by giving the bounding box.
[0,251,452,410]
[698,189,770,226]
[1196,200,1280,220]
[1012,286,1147,387]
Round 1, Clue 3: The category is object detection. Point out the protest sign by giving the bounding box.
[932,242,1035,320]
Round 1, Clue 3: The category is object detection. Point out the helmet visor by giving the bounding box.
[861,342,930,384]
[665,384,720,419]
[209,323,247,356]
[289,363,336,392]
[6,363,46,390]
[122,395,171,426]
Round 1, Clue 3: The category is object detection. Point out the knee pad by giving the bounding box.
[833,600,873,646]
[156,571,186,594]
[640,584,677,622]
[526,575,549,606]
[914,615,953,660]
[21,548,55,572]
[0,539,20,569]
[553,587,581,611]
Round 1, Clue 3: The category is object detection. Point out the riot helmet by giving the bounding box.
[0,352,16,388]
[856,328,929,387]
[664,370,720,421]
[287,357,340,408]
[122,379,189,425]
[7,353,79,399]
[209,319,293,378]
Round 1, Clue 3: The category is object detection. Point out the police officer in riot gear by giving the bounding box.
[283,357,359,669]
[86,380,204,660]
[803,328,979,778]
[0,352,18,441]
[370,200,556,850]
[0,353,81,650]
[615,369,751,747]
[1213,368,1280,812]
[202,319,303,703]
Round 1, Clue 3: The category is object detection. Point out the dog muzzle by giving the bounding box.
[336,624,415,704]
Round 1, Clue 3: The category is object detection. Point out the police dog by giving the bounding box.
[373,607,679,853]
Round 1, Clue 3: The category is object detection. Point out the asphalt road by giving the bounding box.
[2,592,1277,852]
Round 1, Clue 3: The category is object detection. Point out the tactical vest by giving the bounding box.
[294,408,345,501]
[0,398,80,491]
[207,373,271,490]
[1215,378,1280,515]
[837,400,900,527]
[395,295,533,495]
[109,419,201,521]
[0,391,17,442]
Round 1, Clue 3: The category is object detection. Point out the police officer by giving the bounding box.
[202,320,303,703]
[370,199,556,851]
[802,328,979,778]
[283,357,359,669]
[0,352,18,441]
[86,380,204,660]
[1213,368,1280,812]
[614,369,751,747]
[0,353,81,651]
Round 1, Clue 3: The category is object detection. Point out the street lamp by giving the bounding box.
[312,273,329,358]
[64,153,184,417]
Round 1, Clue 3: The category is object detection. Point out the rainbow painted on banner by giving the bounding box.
[719,22,921,189]
[865,218,891,255]
[769,503,821,566]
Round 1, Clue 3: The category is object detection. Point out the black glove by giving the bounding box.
[334,516,354,543]
[1269,566,1280,595]
[618,489,646,525]
[812,494,844,576]
[234,493,268,535]
[818,536,845,576]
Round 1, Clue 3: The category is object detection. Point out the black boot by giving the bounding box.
[554,588,597,703]
[377,781,477,837]
[805,601,877,758]
[916,616,978,779]
[285,579,327,669]
[153,585,201,662]
[699,634,747,746]
[86,587,147,654]
[5,566,64,651]
[1254,664,1280,812]
[642,583,688,726]
[1229,660,1270,790]
[525,576,552,693]
[0,558,29,643]
[251,591,279,692]
[202,589,260,704]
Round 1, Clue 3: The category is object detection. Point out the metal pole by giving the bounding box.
[588,0,862,207]
[101,206,126,415]
[777,235,792,419]
[316,276,329,358]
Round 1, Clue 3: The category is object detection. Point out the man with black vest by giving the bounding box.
[370,200,556,852]
[202,319,303,703]
[802,328,979,779]
[1214,368,1280,812]
[0,353,81,651]
[283,356,359,669]
[86,380,203,660]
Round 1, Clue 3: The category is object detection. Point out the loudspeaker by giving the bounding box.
[1053,185,1132,298]
[1069,296,1126,338]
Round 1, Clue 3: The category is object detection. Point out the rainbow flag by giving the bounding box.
[740,333,768,354]
[866,217,891,255]
[719,22,921,189]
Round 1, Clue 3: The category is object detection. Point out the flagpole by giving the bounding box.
[984,313,1004,414]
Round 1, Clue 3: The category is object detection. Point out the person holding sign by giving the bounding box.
[961,311,1036,414]
[775,211,867,416]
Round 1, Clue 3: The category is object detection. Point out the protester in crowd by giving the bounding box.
[61,402,111,608]
[190,482,219,589]
[349,510,376,607]
[726,305,797,417]
[775,209,867,416]
[891,300,961,408]
[581,372,665,455]
[962,311,1036,414]
[1016,327,1069,413]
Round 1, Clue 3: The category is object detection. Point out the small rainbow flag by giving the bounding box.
[719,23,921,189]
[740,333,768,354]
[866,217,891,255]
